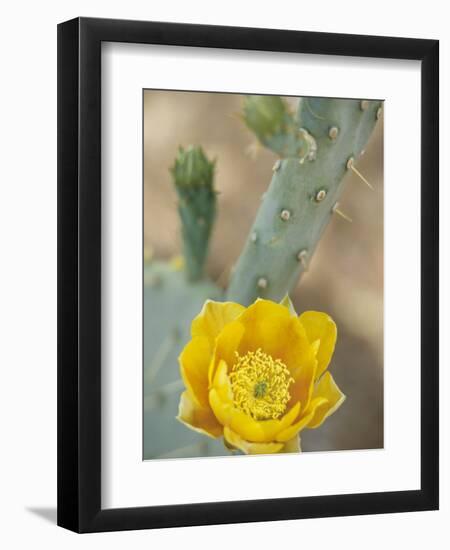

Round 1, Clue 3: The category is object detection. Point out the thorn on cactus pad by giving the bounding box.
[347,157,374,190]
[257,277,268,290]
[360,100,370,111]
[296,249,309,270]
[272,159,281,172]
[280,209,291,221]
[328,126,339,140]
[314,189,327,202]
[332,202,353,223]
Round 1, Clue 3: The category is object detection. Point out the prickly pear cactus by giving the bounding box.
[143,261,224,458]
[144,96,382,458]
[143,146,224,459]
[227,96,382,305]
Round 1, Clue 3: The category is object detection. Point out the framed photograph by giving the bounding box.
[57,17,439,532]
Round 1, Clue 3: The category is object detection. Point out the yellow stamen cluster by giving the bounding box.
[229,349,294,421]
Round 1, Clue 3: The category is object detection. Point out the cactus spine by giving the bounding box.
[171,146,216,281]
[227,96,382,306]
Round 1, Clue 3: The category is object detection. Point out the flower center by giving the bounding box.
[229,348,294,421]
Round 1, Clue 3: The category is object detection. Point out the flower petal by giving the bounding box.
[279,401,302,429]
[275,397,328,442]
[299,311,337,379]
[223,427,284,455]
[208,320,245,384]
[306,372,346,429]
[237,299,311,371]
[191,300,245,345]
[288,341,318,413]
[237,299,294,357]
[179,335,211,407]
[212,359,234,404]
[283,435,301,453]
[177,391,223,438]
[279,321,316,379]
[280,294,297,316]
[209,387,235,427]
[230,408,268,441]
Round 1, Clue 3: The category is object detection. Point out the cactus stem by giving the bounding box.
[215,265,231,287]
[157,378,184,395]
[155,441,208,460]
[144,379,185,411]
[328,126,339,140]
[303,98,326,120]
[269,236,280,245]
[227,96,382,306]
[250,231,258,243]
[257,277,268,289]
[332,202,353,223]
[360,100,370,111]
[145,331,179,385]
[347,157,374,190]
[314,189,327,202]
[296,249,309,270]
[280,209,291,221]
[146,273,163,287]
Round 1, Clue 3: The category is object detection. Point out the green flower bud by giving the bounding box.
[171,145,215,189]
[242,95,288,141]
[170,145,217,281]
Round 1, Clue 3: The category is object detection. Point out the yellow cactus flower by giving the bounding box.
[176,297,345,454]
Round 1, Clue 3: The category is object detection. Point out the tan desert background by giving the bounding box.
[144,90,384,452]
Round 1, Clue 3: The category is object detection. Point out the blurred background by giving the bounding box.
[144,90,383,453]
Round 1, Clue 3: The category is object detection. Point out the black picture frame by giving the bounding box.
[57,16,439,533]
